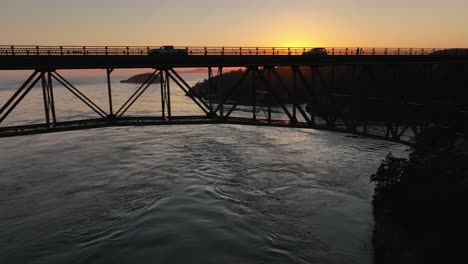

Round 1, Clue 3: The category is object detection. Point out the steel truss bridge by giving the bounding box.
[1,45,467,144]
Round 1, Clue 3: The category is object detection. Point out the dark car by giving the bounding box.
[303,48,327,56]
[148,46,188,56]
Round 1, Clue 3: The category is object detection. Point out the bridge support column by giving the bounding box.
[266,67,272,124]
[252,67,257,121]
[40,71,57,128]
[296,67,316,126]
[159,69,172,121]
[165,69,172,122]
[218,67,224,118]
[311,66,336,127]
[208,67,213,111]
[292,66,297,123]
[348,64,360,133]
[106,68,114,119]
[208,67,225,119]
[160,70,166,119]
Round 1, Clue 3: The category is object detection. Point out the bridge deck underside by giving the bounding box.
[1,55,468,70]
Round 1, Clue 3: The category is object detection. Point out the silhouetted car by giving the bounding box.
[429,48,468,56]
[303,48,327,56]
[148,46,188,56]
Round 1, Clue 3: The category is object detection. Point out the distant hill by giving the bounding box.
[120,73,161,84]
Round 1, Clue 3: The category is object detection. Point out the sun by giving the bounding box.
[277,39,316,48]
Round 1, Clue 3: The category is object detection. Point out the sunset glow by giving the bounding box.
[0,0,467,48]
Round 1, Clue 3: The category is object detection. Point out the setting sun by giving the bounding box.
[277,39,317,48]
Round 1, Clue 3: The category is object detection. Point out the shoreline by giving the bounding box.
[371,133,467,263]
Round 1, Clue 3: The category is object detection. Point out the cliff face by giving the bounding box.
[371,135,468,264]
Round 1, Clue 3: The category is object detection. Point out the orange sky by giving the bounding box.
[1,0,467,48]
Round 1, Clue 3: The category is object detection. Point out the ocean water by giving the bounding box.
[0,70,407,264]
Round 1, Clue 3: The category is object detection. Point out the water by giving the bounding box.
[0,70,407,263]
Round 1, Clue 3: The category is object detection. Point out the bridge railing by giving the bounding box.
[0,46,466,56]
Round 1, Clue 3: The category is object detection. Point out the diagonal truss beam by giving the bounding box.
[226,67,258,120]
[52,71,108,118]
[168,68,213,116]
[0,71,42,124]
[166,71,211,116]
[271,67,311,124]
[214,68,251,114]
[257,68,295,122]
[296,67,317,125]
[116,70,161,118]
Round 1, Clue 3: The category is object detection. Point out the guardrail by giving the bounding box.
[0,46,467,56]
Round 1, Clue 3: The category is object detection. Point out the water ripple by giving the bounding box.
[0,125,407,264]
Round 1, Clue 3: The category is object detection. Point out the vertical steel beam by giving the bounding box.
[391,65,402,139]
[312,66,336,127]
[252,67,257,121]
[47,72,57,126]
[448,64,462,146]
[208,67,213,110]
[292,66,297,123]
[160,70,166,119]
[330,65,336,126]
[296,67,316,126]
[219,67,224,118]
[41,72,51,128]
[267,68,272,124]
[422,64,433,135]
[106,68,114,117]
[349,64,359,132]
[165,69,172,121]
